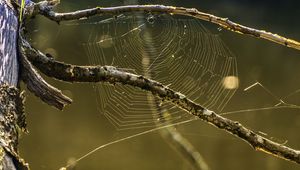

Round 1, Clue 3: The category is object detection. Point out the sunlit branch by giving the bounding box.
[22,39,300,165]
[32,2,300,51]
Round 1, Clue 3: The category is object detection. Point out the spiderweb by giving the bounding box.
[51,12,300,170]
[79,14,238,130]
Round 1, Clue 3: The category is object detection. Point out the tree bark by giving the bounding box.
[0,0,19,86]
[0,0,28,169]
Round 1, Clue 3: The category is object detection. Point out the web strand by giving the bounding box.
[59,118,198,170]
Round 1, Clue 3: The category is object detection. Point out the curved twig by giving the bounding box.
[21,39,300,164]
[32,2,300,51]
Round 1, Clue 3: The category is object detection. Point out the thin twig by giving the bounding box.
[22,40,300,164]
[33,2,300,51]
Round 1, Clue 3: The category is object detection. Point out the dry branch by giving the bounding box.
[21,39,300,164]
[19,37,72,110]
[32,2,300,51]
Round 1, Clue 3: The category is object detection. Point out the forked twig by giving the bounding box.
[19,41,72,110]
[22,39,300,164]
[32,2,300,51]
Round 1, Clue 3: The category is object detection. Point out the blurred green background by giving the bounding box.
[20,0,300,170]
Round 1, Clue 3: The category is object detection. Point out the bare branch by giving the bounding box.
[22,40,300,164]
[19,38,72,110]
[33,3,300,51]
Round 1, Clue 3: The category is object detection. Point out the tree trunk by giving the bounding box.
[0,0,28,169]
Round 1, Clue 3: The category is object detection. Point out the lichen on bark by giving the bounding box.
[0,84,28,170]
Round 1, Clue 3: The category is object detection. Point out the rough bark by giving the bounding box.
[0,0,19,86]
[20,50,72,110]
[0,85,28,170]
[0,0,29,169]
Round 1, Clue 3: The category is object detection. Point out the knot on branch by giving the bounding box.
[32,0,60,18]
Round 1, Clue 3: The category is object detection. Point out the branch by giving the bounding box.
[22,39,300,164]
[33,2,300,51]
[19,37,72,110]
